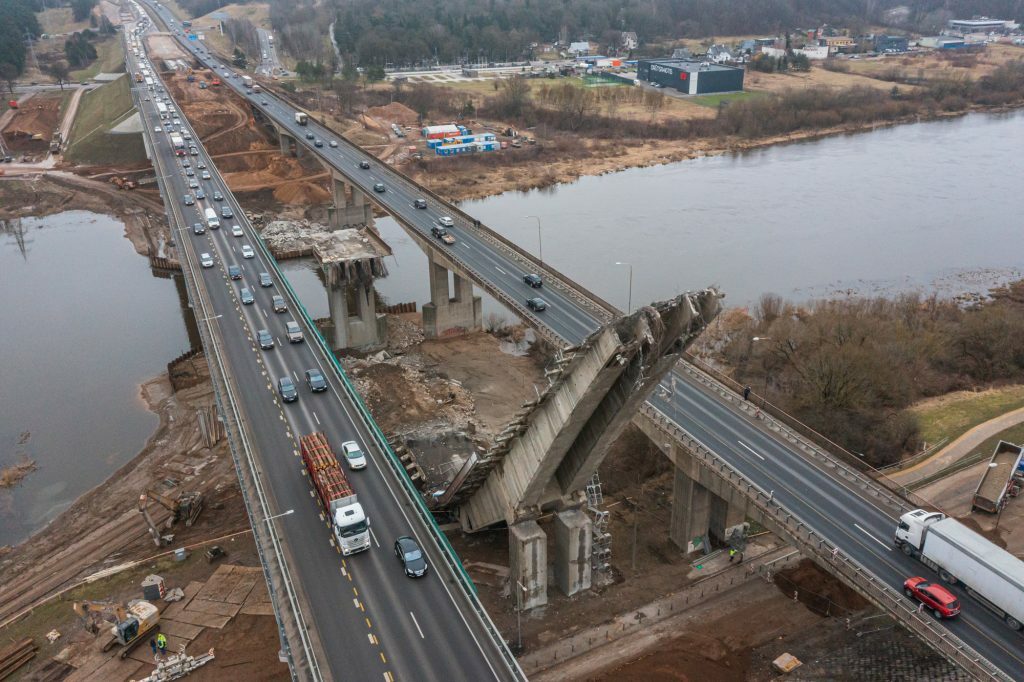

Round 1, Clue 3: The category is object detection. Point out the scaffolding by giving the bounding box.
[586,473,611,574]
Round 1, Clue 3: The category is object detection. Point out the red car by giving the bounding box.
[904,576,961,619]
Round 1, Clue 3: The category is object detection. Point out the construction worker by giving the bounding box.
[149,638,158,657]
[156,633,168,657]
[728,548,737,563]
[743,386,751,401]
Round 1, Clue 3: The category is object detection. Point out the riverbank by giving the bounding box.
[411,102,1023,203]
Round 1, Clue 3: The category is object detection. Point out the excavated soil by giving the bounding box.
[2,92,63,152]
[365,102,419,126]
[773,559,871,617]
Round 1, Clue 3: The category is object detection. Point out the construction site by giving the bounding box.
[3,10,1024,682]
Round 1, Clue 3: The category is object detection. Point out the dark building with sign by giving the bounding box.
[636,59,744,94]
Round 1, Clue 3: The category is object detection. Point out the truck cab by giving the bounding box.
[333,503,370,555]
[895,509,944,552]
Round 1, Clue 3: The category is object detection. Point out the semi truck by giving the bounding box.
[241,75,253,88]
[295,112,308,126]
[170,134,185,155]
[300,432,370,555]
[895,509,1024,630]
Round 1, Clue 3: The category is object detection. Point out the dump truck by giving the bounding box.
[295,112,308,126]
[300,432,370,555]
[972,441,1023,513]
[895,509,1024,629]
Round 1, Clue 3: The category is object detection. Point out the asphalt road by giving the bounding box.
[140,3,1023,678]
[127,9,519,682]
[255,28,282,77]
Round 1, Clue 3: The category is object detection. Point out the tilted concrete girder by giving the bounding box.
[446,288,723,532]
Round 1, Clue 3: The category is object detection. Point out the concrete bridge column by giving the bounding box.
[279,131,302,158]
[709,494,746,545]
[553,510,592,596]
[324,270,385,350]
[328,172,374,231]
[670,469,712,553]
[509,520,547,610]
[421,254,482,339]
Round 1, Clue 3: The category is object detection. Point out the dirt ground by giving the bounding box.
[2,92,64,154]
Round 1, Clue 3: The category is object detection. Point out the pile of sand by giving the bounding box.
[366,102,419,126]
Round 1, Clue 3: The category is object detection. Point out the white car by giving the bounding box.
[154,126,162,132]
[240,245,255,259]
[438,216,454,227]
[341,441,367,470]
[231,225,244,237]
[200,252,214,268]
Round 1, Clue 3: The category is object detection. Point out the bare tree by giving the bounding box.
[0,63,18,96]
[44,61,71,90]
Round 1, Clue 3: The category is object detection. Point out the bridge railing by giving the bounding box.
[638,403,1011,682]
[248,227,528,682]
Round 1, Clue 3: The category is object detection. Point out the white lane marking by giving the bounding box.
[853,523,892,551]
[260,307,267,319]
[495,266,507,276]
[313,411,320,425]
[410,611,425,639]
[737,440,765,461]
[293,370,299,382]
[369,528,380,548]
[460,243,470,250]
[276,336,283,347]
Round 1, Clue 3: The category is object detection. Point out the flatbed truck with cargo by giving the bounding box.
[300,432,370,555]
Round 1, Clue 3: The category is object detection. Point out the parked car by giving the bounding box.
[526,297,548,312]
[305,368,327,392]
[523,273,543,288]
[256,329,274,349]
[341,440,367,470]
[904,577,961,619]
[277,376,298,402]
[394,536,428,578]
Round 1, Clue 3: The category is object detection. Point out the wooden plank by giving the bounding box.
[225,576,258,604]
[184,599,241,618]
[195,565,242,602]
[156,618,203,640]
[0,649,36,679]
[238,602,275,616]
[0,637,34,661]
[160,580,204,620]
[162,610,231,629]
[80,656,142,682]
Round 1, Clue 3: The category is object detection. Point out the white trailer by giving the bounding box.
[294,112,308,126]
[896,509,1024,630]
[241,75,253,88]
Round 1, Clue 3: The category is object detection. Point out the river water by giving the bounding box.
[284,111,1024,318]
[0,212,192,547]
[3,112,1022,545]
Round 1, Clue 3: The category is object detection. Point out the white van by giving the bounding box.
[204,207,220,229]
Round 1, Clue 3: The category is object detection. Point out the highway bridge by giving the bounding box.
[136,3,1022,679]
[124,8,523,681]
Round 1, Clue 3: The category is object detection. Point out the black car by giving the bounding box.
[526,297,548,312]
[240,287,255,305]
[523,273,543,288]
[183,194,195,206]
[259,272,273,287]
[305,369,327,392]
[414,198,427,209]
[373,182,385,193]
[228,264,242,280]
[314,139,323,148]
[195,188,206,200]
[305,132,315,140]
[221,206,233,218]
[359,160,370,169]
[213,191,223,201]
[394,536,428,578]
[197,161,207,169]
[193,222,205,235]
[277,376,298,402]
[256,329,274,349]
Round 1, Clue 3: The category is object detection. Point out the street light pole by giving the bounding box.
[515,580,527,652]
[615,262,633,314]
[263,509,294,525]
[752,336,771,408]
[525,215,542,266]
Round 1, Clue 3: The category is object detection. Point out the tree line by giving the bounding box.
[0,0,42,81]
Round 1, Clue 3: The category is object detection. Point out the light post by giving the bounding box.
[525,215,543,266]
[615,262,633,314]
[263,509,294,525]
[752,336,771,407]
[515,580,528,652]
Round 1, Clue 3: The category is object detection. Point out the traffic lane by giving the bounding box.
[658,387,1024,675]
[308,398,507,682]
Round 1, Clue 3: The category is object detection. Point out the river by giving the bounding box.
[0,212,192,547]
[284,110,1024,319]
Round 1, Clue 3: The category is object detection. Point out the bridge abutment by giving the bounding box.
[421,254,482,338]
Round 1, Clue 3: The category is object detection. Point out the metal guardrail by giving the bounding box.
[638,403,1011,682]
[249,228,528,680]
[127,28,322,679]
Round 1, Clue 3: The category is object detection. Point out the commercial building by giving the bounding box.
[636,59,744,95]
[919,36,968,49]
[874,35,909,52]
[948,18,1018,34]
[820,35,856,53]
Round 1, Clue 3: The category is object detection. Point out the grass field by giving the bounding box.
[65,75,146,166]
[70,36,126,81]
[38,7,91,35]
[690,91,761,107]
[911,385,1024,448]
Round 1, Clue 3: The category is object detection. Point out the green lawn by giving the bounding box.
[689,91,760,108]
[911,385,1024,448]
[70,36,126,81]
[65,74,146,166]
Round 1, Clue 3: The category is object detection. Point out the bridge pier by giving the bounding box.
[421,253,482,338]
[278,131,301,158]
[553,509,592,597]
[509,520,547,610]
[327,171,374,231]
[326,277,384,350]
